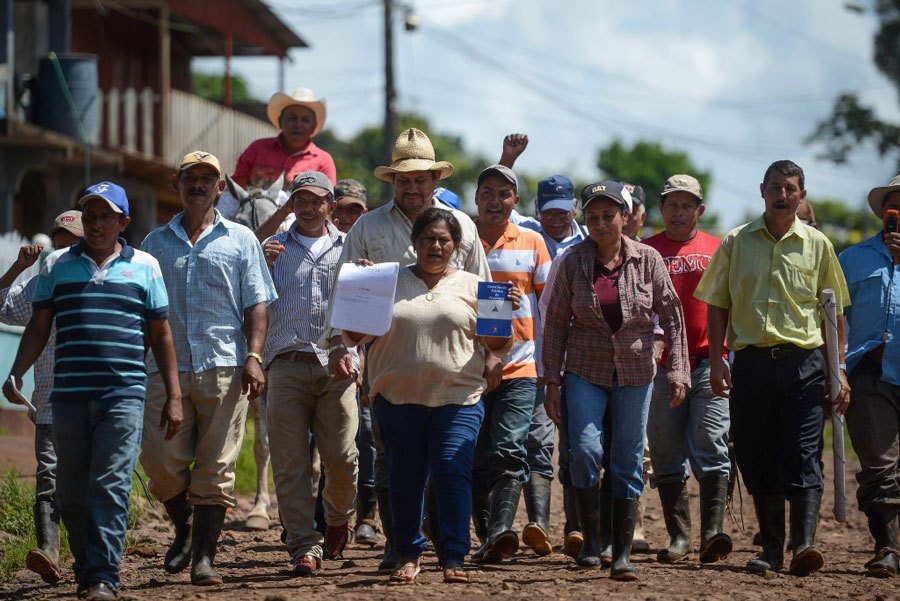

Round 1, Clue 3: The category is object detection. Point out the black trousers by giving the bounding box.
[730,345,825,496]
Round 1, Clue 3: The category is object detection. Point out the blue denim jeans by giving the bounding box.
[526,386,556,480]
[563,372,651,499]
[53,398,143,592]
[648,360,731,487]
[357,399,376,489]
[472,377,536,488]
[373,396,483,564]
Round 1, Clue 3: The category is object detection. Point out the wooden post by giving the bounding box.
[224,31,233,108]
[159,1,171,162]
[382,0,396,203]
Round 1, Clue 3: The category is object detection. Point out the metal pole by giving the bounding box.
[5,0,14,119]
[159,2,171,162]
[382,0,396,203]
[822,289,847,522]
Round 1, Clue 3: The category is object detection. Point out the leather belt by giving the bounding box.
[745,344,807,359]
[276,350,321,364]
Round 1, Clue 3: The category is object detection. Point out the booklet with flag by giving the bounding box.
[476,281,513,337]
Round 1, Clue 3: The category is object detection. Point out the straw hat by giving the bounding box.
[867,174,900,217]
[374,128,454,182]
[266,88,327,136]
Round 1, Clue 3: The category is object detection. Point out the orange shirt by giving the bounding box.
[480,221,552,379]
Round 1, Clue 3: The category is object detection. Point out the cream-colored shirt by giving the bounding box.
[345,268,511,407]
[322,198,490,341]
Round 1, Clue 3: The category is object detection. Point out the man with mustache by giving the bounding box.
[695,160,850,577]
[322,128,489,571]
[140,151,277,586]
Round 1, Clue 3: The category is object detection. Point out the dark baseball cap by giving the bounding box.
[536,175,575,213]
[581,181,633,213]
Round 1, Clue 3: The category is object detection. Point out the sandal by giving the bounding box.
[442,561,469,583]
[389,560,420,583]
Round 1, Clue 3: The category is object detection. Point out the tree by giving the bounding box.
[191,71,259,104]
[808,1,900,170]
[596,139,715,229]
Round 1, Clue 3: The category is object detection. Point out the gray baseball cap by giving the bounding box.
[290,171,334,198]
[477,164,518,190]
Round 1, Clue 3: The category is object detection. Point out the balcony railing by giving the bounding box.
[99,87,276,172]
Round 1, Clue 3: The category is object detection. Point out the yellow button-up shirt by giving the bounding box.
[694,215,850,350]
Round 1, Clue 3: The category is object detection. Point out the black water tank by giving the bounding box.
[32,53,99,143]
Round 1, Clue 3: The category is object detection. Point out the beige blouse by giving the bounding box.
[346,267,511,407]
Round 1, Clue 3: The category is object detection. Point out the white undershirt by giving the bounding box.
[294,233,330,260]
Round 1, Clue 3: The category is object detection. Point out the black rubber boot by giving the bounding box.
[26,501,61,583]
[375,488,400,573]
[656,481,692,563]
[190,504,226,586]
[163,490,193,574]
[698,476,733,564]
[572,485,602,568]
[610,498,639,581]
[599,480,613,567]
[562,484,583,559]
[479,478,522,564]
[747,494,785,574]
[354,485,378,547]
[864,503,899,578]
[522,474,552,556]
[788,489,824,576]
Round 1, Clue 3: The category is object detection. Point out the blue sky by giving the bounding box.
[197,0,900,229]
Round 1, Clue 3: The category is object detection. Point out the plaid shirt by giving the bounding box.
[0,278,54,424]
[542,235,690,388]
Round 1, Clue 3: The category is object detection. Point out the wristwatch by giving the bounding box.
[246,352,263,366]
[328,343,347,355]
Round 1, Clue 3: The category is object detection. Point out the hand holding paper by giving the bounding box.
[330,262,400,336]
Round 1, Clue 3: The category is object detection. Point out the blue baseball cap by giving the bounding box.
[536,175,575,213]
[433,187,460,210]
[78,181,130,216]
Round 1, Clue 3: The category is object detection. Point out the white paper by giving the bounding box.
[330,262,400,336]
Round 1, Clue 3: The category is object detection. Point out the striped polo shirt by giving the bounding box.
[480,221,552,378]
[32,239,169,402]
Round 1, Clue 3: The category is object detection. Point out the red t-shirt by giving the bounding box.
[641,230,721,366]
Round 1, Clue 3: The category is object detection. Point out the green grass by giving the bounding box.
[0,468,70,581]
[0,466,149,582]
[234,417,274,496]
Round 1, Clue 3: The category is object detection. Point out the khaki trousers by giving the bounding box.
[141,367,249,507]
[267,358,359,560]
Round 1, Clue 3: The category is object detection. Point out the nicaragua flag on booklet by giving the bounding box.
[476,281,513,337]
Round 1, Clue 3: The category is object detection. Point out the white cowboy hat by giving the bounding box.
[374,128,454,182]
[867,174,900,218]
[266,88,327,137]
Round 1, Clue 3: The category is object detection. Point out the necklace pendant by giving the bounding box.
[426,291,435,301]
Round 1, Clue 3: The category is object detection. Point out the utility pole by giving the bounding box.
[382,0,396,203]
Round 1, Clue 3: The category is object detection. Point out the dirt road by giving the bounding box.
[2,458,897,601]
